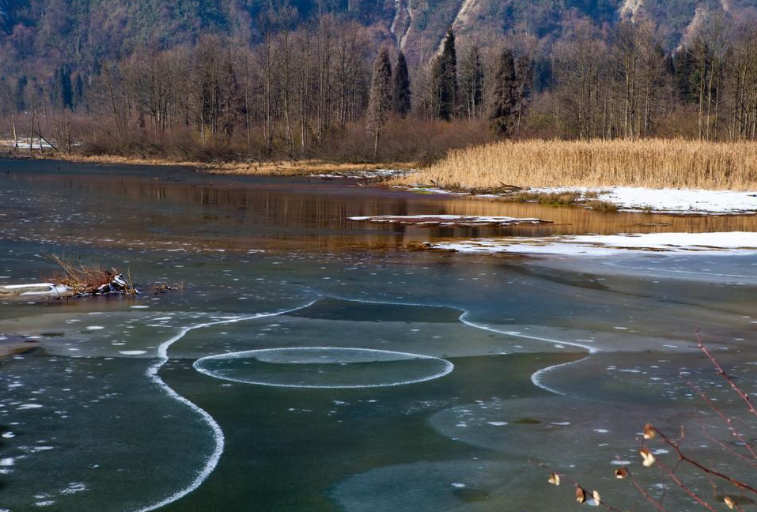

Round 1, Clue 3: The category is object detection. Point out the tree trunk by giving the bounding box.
[11,113,18,152]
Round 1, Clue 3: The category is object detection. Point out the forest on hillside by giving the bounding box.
[2,1,757,163]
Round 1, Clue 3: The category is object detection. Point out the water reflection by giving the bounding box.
[3,160,757,254]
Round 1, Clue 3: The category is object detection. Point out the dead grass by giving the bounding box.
[508,191,583,206]
[392,139,757,191]
[207,161,416,176]
[496,190,617,212]
[48,255,137,295]
[24,152,415,176]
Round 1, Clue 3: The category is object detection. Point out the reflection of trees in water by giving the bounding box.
[6,169,757,252]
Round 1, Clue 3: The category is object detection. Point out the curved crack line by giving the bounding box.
[193,346,454,389]
[129,300,317,512]
[314,294,596,398]
[457,313,596,397]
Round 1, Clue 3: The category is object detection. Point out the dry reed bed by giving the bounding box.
[392,139,757,191]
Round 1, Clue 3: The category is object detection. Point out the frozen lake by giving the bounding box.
[1,159,757,511]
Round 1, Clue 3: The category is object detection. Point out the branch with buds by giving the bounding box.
[539,331,757,511]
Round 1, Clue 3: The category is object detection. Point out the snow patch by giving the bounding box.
[534,187,757,215]
[18,403,44,410]
[429,232,757,257]
[620,0,644,20]
[0,139,57,150]
[680,7,708,50]
[451,0,479,31]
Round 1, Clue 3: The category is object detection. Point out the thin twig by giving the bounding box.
[696,330,757,422]
[652,427,757,497]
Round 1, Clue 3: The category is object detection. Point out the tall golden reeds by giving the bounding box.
[393,139,757,191]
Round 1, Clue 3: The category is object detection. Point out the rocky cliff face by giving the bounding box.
[0,0,753,73]
[0,0,11,34]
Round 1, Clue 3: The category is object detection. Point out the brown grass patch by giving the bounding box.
[28,152,415,176]
[392,139,757,191]
[507,191,583,206]
[456,189,619,212]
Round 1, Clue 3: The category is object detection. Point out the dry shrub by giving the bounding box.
[72,116,493,165]
[48,255,136,295]
[394,139,757,190]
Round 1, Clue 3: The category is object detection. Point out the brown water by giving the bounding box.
[2,159,756,254]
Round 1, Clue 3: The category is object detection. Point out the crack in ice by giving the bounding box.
[193,347,454,389]
[131,295,595,511]
[320,295,596,398]
[128,300,317,512]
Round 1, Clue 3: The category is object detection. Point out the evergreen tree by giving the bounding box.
[52,67,62,107]
[674,47,698,104]
[514,55,534,133]
[431,29,458,121]
[14,75,26,112]
[74,74,84,109]
[392,51,411,117]
[367,47,393,160]
[52,66,73,110]
[460,45,484,119]
[61,67,73,109]
[532,57,553,93]
[489,48,519,137]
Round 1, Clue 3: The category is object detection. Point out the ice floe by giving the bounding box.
[0,283,72,298]
[193,347,453,389]
[349,215,550,227]
[429,232,757,256]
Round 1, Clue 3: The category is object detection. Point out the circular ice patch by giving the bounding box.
[193,347,454,389]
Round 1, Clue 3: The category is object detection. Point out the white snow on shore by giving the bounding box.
[0,283,71,297]
[430,232,757,256]
[406,186,467,196]
[533,187,757,215]
[405,184,757,215]
[0,139,56,150]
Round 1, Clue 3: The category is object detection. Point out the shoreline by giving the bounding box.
[396,185,757,216]
[4,147,757,217]
[0,149,417,177]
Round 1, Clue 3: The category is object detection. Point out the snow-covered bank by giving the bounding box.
[404,184,757,215]
[429,232,757,257]
[536,187,757,215]
[349,215,550,227]
[0,139,57,150]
